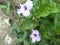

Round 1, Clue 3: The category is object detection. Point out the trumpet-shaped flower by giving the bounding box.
[30,30,41,43]
[17,0,33,17]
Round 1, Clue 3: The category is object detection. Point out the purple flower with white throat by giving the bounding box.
[30,30,41,43]
[17,0,33,17]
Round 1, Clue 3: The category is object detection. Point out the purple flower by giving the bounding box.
[17,0,33,17]
[25,0,33,10]
[30,30,41,43]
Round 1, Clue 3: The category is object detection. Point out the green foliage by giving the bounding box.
[23,40,30,45]
[21,18,38,30]
[12,29,18,37]
[37,3,58,18]
[39,42,49,45]
[54,14,60,34]
[16,31,27,43]
[10,21,21,33]
[32,0,59,18]
[0,2,10,14]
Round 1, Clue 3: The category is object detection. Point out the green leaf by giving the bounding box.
[13,21,21,33]
[51,38,60,44]
[54,14,60,34]
[21,19,38,30]
[56,3,60,13]
[40,19,52,32]
[32,0,58,18]
[37,3,58,18]
[16,31,27,43]
[39,42,49,45]
[0,5,6,9]
[39,0,53,5]
[6,2,10,14]
[23,40,30,45]
[12,30,18,37]
[9,21,21,33]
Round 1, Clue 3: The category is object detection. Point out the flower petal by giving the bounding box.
[17,9,22,14]
[32,30,39,35]
[30,34,34,38]
[25,0,33,10]
[32,38,36,43]
[23,10,30,17]
[36,36,41,41]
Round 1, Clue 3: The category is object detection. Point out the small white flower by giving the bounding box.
[17,0,33,17]
[5,34,12,44]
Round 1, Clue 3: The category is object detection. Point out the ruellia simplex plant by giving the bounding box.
[0,0,60,45]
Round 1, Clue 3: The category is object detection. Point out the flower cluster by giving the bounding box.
[17,0,33,17]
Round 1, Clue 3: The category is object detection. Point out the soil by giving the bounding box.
[0,9,17,45]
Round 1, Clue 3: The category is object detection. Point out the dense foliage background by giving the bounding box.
[0,0,60,45]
